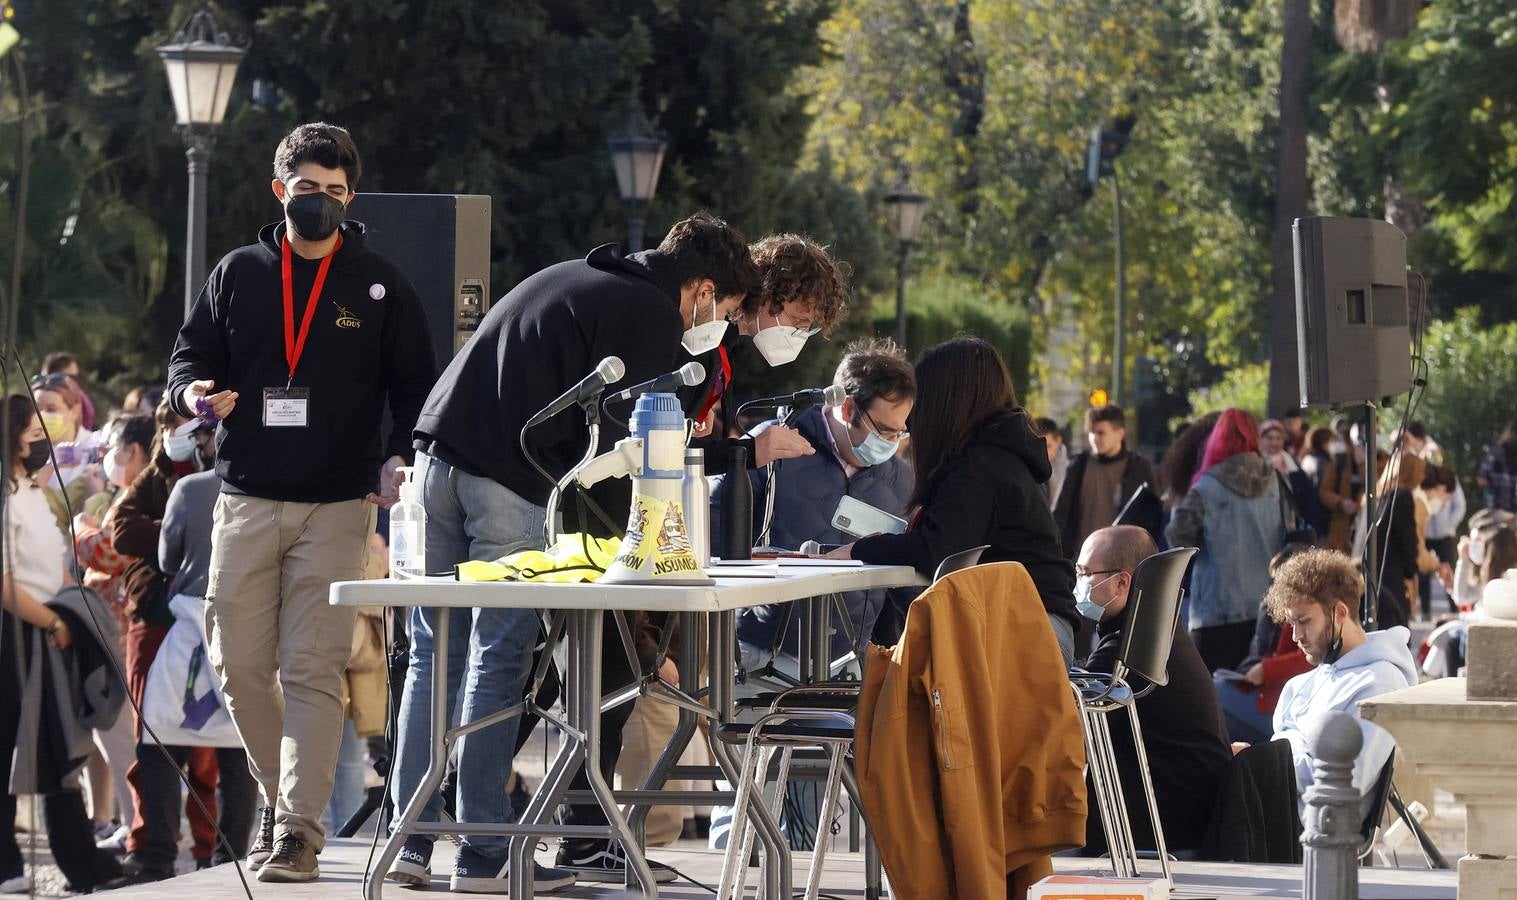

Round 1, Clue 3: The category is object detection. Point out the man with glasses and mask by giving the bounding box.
[167,122,437,884]
[1252,548,1415,820]
[707,337,913,849]
[1073,526,1230,857]
[719,337,914,669]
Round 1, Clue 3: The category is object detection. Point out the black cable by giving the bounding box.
[8,347,255,899]
[599,395,630,432]
[1364,326,1430,617]
[518,424,558,492]
[1360,275,1430,612]
[361,603,398,897]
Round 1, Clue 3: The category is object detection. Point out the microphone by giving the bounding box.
[780,384,844,425]
[604,361,707,404]
[524,356,626,428]
[746,384,845,412]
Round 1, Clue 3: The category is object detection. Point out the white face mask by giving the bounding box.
[681,293,729,356]
[104,446,130,488]
[164,432,198,462]
[1424,495,1447,517]
[751,310,813,367]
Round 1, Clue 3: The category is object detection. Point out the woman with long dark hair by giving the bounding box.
[1159,412,1221,512]
[1164,408,1288,672]
[1,394,123,893]
[825,337,1078,664]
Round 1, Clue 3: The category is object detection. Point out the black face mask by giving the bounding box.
[1323,615,1344,665]
[21,438,49,474]
[286,192,346,241]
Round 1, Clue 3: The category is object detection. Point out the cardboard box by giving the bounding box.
[1026,874,1170,900]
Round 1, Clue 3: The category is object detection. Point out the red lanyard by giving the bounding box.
[280,234,341,385]
[695,345,733,424]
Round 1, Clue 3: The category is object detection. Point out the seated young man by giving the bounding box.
[1074,526,1232,855]
[1256,548,1417,816]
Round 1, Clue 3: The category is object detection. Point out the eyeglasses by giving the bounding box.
[861,407,908,443]
[777,307,821,337]
[1074,566,1124,579]
[30,373,73,391]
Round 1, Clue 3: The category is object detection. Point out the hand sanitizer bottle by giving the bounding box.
[389,467,426,579]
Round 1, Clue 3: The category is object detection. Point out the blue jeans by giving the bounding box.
[388,452,547,857]
[1213,672,1274,745]
[325,718,367,833]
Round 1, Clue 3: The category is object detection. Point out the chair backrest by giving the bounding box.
[1115,546,1198,687]
[1358,756,1396,860]
[933,544,991,583]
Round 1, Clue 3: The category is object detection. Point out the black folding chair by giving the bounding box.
[1359,755,1451,868]
[1068,546,1197,884]
[933,544,990,583]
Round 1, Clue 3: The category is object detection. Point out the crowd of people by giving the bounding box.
[2,118,1508,895]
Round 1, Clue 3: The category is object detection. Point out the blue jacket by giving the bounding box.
[1164,453,1287,630]
[712,407,913,656]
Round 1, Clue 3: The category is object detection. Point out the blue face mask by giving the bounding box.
[1074,573,1120,622]
[853,430,899,466]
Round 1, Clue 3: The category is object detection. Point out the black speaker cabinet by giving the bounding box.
[347,193,491,363]
[1294,216,1412,408]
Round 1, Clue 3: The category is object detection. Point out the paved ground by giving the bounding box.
[96,837,1460,899]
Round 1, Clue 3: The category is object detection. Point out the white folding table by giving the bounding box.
[330,563,924,899]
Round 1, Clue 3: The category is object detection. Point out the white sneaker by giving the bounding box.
[0,874,33,894]
[96,823,131,852]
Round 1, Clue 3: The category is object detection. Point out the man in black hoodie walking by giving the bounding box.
[166,123,437,883]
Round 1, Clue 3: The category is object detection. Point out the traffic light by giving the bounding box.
[1085,115,1135,186]
[1088,388,1109,408]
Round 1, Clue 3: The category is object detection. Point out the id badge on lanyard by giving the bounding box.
[270,234,340,428]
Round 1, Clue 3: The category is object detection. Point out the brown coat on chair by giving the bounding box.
[855,563,1087,899]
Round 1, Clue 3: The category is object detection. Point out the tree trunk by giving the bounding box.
[1267,0,1312,417]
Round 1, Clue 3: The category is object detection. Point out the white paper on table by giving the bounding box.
[706,564,781,578]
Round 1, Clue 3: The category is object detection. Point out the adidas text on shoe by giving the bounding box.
[256,834,319,883]
[385,836,432,888]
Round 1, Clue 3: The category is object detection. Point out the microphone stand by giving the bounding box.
[544,397,604,547]
[757,405,790,547]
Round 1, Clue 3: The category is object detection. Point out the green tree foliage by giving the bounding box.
[4,0,886,399]
[1318,0,1517,319]
[1186,361,1268,421]
[1418,308,1517,499]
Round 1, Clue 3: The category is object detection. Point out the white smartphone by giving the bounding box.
[831,495,908,539]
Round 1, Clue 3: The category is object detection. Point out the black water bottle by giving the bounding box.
[721,445,753,560]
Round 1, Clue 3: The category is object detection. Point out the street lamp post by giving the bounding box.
[606,107,668,251]
[157,5,245,321]
[883,180,928,350]
[1088,123,1131,407]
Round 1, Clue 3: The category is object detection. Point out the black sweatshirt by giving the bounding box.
[167,221,437,503]
[1082,619,1233,853]
[852,409,1080,631]
[413,244,686,524]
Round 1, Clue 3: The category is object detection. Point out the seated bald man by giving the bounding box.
[1074,526,1233,856]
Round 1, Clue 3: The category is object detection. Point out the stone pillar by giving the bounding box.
[1302,712,1363,900]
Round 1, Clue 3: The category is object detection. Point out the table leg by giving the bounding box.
[366,607,451,900]
[707,610,792,900]
[574,608,659,895]
[510,611,587,899]
[628,611,702,847]
[810,594,833,682]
